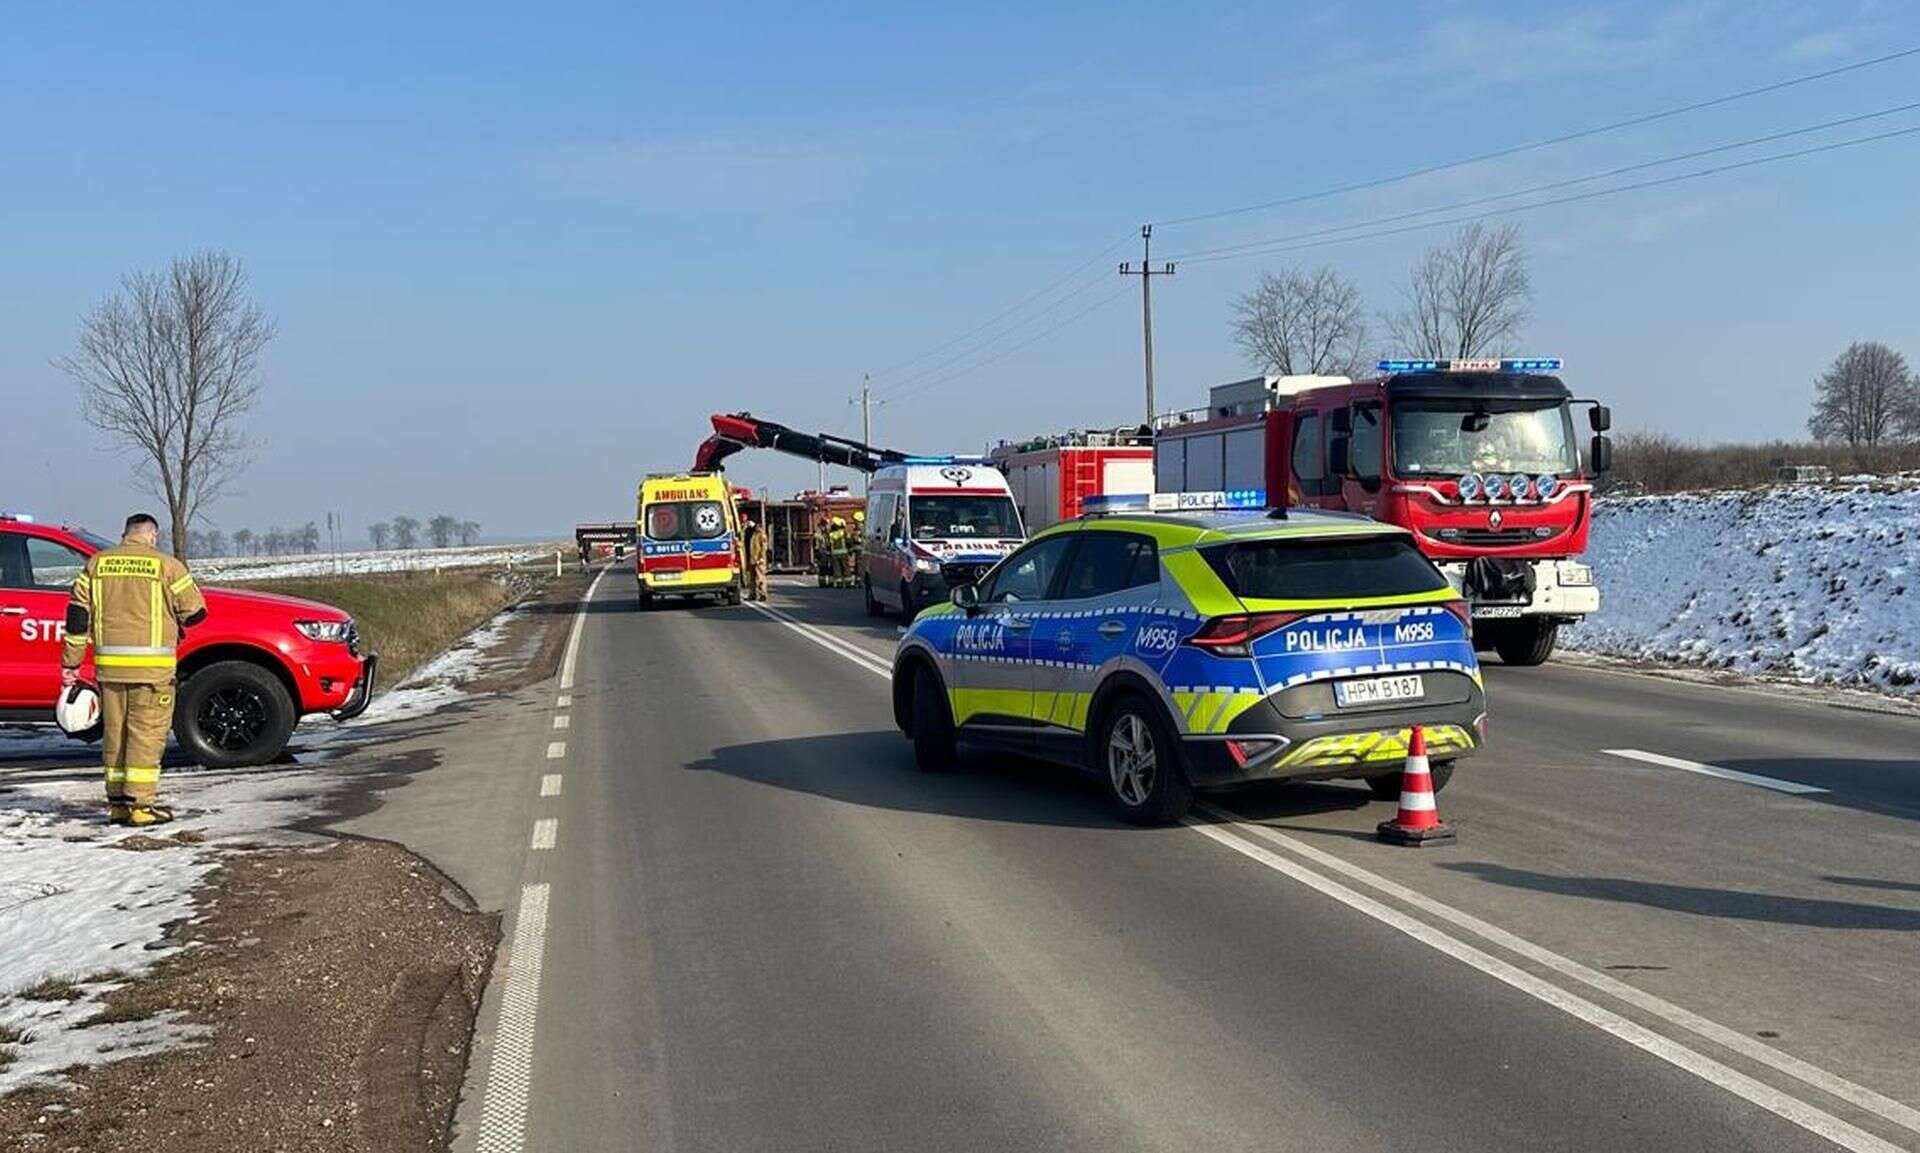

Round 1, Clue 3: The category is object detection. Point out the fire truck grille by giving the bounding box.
[941,561,993,587]
[1432,526,1563,547]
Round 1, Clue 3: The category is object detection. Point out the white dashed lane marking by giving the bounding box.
[474,883,550,1153]
[547,741,566,759]
[1603,748,1828,795]
[552,715,570,730]
[556,694,572,708]
[540,774,563,797]
[530,818,558,850]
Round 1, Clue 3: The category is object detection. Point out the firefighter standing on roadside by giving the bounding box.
[742,516,770,601]
[60,513,206,826]
[827,516,851,586]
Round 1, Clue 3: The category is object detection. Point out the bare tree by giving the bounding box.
[391,516,420,550]
[427,514,459,549]
[298,521,322,554]
[457,520,482,547]
[367,521,390,551]
[56,250,274,560]
[263,527,287,555]
[1385,222,1531,359]
[1230,265,1370,377]
[232,528,255,556]
[1809,341,1915,449]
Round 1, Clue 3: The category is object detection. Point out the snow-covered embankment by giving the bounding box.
[1564,485,1920,694]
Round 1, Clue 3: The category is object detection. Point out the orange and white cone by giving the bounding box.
[1376,724,1455,846]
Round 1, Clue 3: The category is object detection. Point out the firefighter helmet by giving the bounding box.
[55,681,101,735]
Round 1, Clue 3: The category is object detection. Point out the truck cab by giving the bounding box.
[1154,359,1612,665]
[862,461,1025,620]
[0,513,375,766]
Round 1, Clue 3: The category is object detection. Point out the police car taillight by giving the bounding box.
[1187,611,1307,657]
[1443,600,1471,629]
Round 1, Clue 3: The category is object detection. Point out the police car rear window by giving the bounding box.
[1201,536,1449,601]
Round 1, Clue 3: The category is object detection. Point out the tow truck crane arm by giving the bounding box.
[694,412,910,474]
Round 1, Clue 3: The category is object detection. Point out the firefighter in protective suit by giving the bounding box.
[742,516,770,601]
[60,513,206,826]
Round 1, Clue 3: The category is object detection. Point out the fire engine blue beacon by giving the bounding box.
[1534,474,1560,500]
[1508,473,1533,501]
[1482,473,1508,501]
[1456,473,1483,502]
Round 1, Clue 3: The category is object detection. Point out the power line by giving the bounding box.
[1172,121,1920,267]
[1166,100,1920,264]
[866,233,1133,388]
[883,281,1137,405]
[871,260,1120,400]
[1150,44,1920,229]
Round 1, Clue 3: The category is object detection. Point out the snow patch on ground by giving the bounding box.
[1564,485,1920,694]
[190,541,564,583]
[0,767,337,1093]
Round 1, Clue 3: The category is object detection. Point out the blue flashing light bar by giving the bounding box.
[900,455,993,466]
[1082,493,1151,513]
[1378,357,1563,374]
[1147,489,1267,512]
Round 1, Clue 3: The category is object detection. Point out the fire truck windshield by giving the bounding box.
[1390,400,1577,478]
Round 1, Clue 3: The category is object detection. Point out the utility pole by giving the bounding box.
[860,373,872,496]
[1119,223,1175,427]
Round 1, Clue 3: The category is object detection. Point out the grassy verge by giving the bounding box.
[226,571,526,688]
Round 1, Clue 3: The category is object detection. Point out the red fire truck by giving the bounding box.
[988,428,1156,530]
[1153,359,1612,665]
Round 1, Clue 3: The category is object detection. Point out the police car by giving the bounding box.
[890,492,1485,823]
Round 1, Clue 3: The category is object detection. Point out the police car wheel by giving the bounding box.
[910,665,957,773]
[176,660,296,769]
[1364,759,1455,800]
[1096,693,1193,825]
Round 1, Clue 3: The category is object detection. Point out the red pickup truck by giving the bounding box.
[0,514,376,767]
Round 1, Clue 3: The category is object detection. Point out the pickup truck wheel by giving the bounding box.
[176,660,296,769]
[1095,692,1194,825]
[1365,759,1455,800]
[910,664,957,773]
[1491,619,1558,666]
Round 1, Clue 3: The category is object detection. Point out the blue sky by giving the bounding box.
[4,1,1916,541]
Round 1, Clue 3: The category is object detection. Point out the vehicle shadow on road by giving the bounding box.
[1438,862,1920,931]
[689,730,1124,829]
[1715,757,1920,826]
[1199,780,1380,834]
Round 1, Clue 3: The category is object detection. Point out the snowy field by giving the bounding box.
[190,541,567,583]
[0,604,521,1089]
[1564,484,1920,695]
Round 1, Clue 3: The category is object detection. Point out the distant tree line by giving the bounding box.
[367,515,481,551]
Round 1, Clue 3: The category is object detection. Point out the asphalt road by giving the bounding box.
[331,567,1920,1153]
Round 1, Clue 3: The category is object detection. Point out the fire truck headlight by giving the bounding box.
[1457,473,1483,502]
[1556,561,1593,587]
[1534,474,1560,500]
[1483,473,1508,500]
[1506,472,1532,500]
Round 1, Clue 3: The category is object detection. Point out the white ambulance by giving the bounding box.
[861,459,1025,620]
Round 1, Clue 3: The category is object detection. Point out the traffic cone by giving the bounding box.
[1376,725,1455,846]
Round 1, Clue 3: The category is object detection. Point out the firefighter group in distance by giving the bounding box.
[817,510,862,588]
[60,512,206,826]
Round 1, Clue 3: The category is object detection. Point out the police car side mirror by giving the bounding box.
[952,584,980,615]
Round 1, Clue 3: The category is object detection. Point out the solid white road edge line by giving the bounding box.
[474,882,550,1153]
[1185,818,1904,1153]
[546,741,566,759]
[1203,804,1920,1139]
[539,773,562,797]
[530,818,557,851]
[749,596,1910,1149]
[1603,748,1829,795]
[559,565,610,692]
[743,600,891,677]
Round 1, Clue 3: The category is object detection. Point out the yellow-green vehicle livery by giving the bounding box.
[890,493,1485,823]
